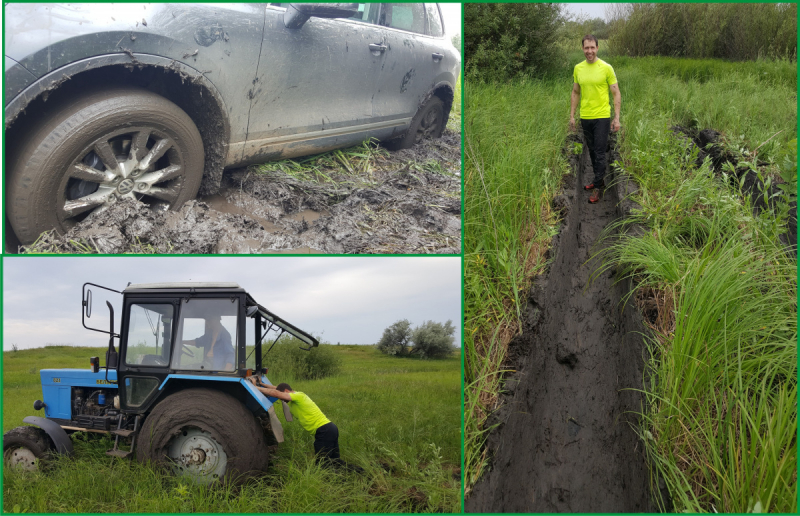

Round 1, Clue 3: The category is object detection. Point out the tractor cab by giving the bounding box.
[83,281,318,414]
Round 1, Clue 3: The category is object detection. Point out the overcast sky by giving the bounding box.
[439,2,461,39]
[562,3,612,22]
[3,257,461,351]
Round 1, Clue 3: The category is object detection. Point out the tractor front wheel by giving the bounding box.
[135,388,270,484]
[3,426,55,472]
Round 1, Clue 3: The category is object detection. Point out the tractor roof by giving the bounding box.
[124,282,244,292]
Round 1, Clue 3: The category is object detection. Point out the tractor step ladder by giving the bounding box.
[106,414,140,459]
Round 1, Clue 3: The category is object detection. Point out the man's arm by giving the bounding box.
[246,375,276,390]
[257,386,292,402]
[569,83,581,132]
[610,83,621,132]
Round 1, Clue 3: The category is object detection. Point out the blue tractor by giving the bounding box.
[2,282,318,483]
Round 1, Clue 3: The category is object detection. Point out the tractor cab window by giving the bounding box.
[172,298,239,372]
[125,304,174,367]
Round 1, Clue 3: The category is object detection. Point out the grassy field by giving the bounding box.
[464,49,797,510]
[3,345,461,513]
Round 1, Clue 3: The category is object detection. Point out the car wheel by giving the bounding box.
[384,96,446,151]
[135,388,270,484]
[7,87,205,244]
[3,426,54,472]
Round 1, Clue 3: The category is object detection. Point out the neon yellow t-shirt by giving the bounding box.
[573,59,617,119]
[287,391,331,435]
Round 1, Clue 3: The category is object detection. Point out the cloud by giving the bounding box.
[4,257,461,350]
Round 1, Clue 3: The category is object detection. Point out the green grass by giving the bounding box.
[463,78,568,492]
[464,53,797,506]
[3,345,460,513]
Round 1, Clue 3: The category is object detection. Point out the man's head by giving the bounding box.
[204,316,222,331]
[276,383,294,393]
[582,35,599,63]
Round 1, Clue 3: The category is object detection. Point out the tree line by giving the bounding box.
[465,3,797,82]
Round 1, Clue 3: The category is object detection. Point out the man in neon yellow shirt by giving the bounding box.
[569,35,621,204]
[247,377,344,467]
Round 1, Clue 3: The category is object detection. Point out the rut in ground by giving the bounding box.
[466,143,658,512]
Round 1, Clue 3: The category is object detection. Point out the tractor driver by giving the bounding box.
[182,316,234,371]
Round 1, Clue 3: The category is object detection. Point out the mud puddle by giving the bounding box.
[466,135,659,512]
[19,131,461,254]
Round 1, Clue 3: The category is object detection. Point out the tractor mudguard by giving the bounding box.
[22,416,74,456]
[157,375,284,444]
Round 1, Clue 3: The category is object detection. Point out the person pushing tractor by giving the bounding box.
[569,34,622,204]
[246,376,363,473]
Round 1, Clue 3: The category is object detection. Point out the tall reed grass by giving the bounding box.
[598,132,796,512]
[607,3,797,61]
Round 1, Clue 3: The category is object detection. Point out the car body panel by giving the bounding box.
[4,3,265,142]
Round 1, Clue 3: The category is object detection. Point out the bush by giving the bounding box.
[376,319,413,356]
[465,3,566,82]
[607,3,797,60]
[263,338,342,381]
[411,320,456,359]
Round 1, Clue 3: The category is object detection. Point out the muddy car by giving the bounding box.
[4,3,460,245]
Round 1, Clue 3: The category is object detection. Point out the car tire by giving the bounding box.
[3,426,55,472]
[6,87,205,244]
[136,388,270,484]
[384,96,446,150]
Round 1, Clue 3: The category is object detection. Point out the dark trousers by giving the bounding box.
[581,118,611,185]
[313,422,340,462]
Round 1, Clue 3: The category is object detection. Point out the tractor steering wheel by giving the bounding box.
[181,344,196,358]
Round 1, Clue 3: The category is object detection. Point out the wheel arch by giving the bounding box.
[5,54,231,200]
[20,416,74,456]
[430,80,455,124]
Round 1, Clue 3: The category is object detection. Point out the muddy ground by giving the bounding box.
[466,137,663,512]
[19,131,460,254]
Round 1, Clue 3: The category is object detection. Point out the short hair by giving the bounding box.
[276,383,292,392]
[582,34,599,47]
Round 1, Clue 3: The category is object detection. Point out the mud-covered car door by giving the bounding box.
[372,3,452,120]
[241,3,393,165]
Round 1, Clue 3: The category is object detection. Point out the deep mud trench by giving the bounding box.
[466,136,660,512]
[20,132,461,254]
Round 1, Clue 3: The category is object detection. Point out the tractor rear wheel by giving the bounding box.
[3,426,54,472]
[135,388,270,484]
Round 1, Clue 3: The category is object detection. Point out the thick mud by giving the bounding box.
[19,132,461,254]
[466,137,659,512]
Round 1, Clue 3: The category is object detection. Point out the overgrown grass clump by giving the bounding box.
[3,345,460,512]
[599,128,796,512]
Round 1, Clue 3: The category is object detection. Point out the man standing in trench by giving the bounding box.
[569,34,622,204]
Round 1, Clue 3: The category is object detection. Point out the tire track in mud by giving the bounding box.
[466,139,658,512]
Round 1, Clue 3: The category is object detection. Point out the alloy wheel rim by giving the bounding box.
[58,126,184,226]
